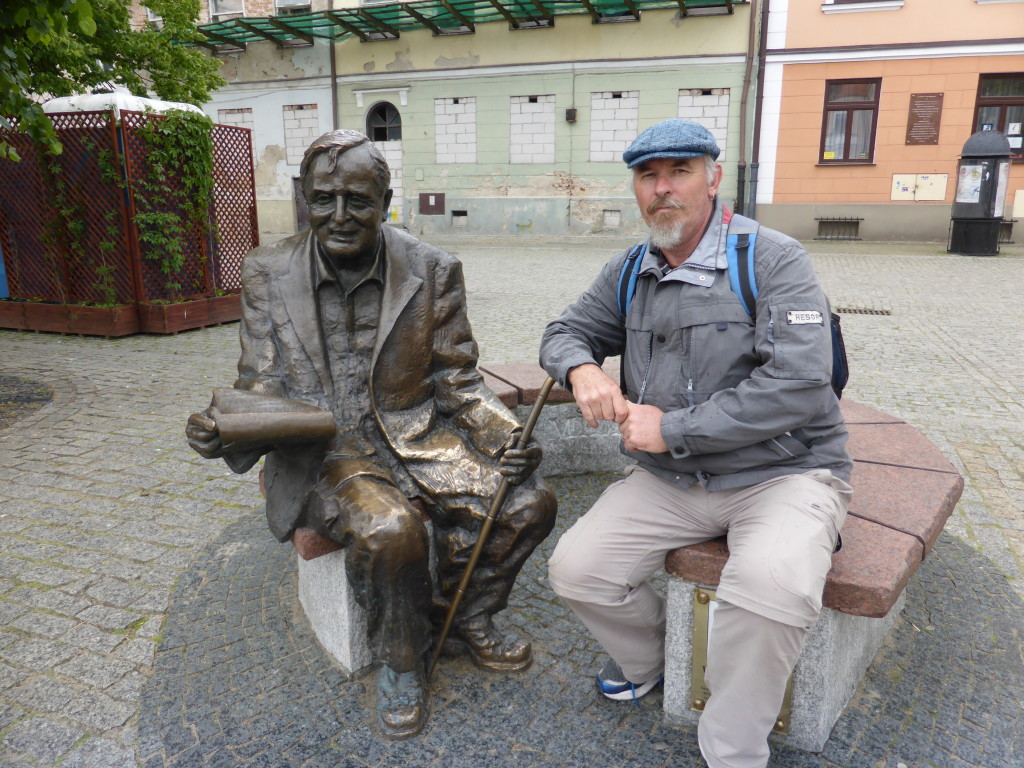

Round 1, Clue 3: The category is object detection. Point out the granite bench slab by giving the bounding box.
[477,364,963,612]
[662,401,964,617]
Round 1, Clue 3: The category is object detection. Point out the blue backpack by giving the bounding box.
[615,216,849,399]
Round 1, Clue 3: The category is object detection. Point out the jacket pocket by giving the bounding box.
[677,303,757,404]
[694,434,811,475]
[767,301,831,380]
[768,433,812,459]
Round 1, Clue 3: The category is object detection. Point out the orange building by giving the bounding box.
[753,0,1024,242]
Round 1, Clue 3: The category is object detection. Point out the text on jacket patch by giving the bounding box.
[787,310,824,325]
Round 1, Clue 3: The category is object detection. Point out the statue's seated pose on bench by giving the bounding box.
[186,129,556,739]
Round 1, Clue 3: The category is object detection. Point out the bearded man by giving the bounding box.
[539,119,851,768]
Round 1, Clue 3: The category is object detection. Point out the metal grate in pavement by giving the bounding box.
[835,307,892,316]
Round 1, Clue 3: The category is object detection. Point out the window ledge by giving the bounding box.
[354,87,410,108]
[822,1,904,13]
[816,161,877,166]
[975,0,1024,5]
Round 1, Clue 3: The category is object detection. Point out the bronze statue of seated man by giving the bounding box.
[186,129,556,739]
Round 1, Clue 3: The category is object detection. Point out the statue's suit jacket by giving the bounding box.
[223,225,521,542]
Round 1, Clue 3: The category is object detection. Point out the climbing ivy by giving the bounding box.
[132,109,215,300]
[38,157,74,304]
[81,133,122,306]
[39,128,124,306]
[29,109,217,306]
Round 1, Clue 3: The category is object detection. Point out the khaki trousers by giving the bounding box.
[547,466,851,768]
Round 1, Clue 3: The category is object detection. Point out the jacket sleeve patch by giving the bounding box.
[786,310,824,326]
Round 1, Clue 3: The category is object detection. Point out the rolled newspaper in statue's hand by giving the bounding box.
[208,388,336,451]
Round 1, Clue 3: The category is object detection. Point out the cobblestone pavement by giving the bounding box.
[0,237,1022,767]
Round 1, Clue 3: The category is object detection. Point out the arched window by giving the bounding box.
[366,102,402,142]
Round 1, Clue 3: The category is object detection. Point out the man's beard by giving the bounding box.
[647,200,686,250]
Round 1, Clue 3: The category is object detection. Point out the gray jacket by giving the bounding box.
[540,200,851,491]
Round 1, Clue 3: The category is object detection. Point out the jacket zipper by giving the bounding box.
[637,333,654,404]
[685,327,696,408]
[634,333,651,405]
[632,276,656,404]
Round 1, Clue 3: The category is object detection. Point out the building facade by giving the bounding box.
[132,1,754,239]
[754,0,1024,241]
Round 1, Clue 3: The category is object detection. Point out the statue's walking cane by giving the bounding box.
[428,376,556,680]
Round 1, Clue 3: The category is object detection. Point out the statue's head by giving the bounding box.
[299,129,393,264]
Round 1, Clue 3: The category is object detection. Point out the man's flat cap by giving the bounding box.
[622,119,721,167]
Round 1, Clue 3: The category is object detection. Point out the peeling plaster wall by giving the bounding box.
[337,51,747,236]
[202,41,335,237]
[409,196,647,238]
[200,8,752,239]
[216,39,329,84]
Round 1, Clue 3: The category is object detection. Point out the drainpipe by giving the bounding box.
[748,0,771,220]
[567,66,577,232]
[330,0,339,130]
[735,0,759,216]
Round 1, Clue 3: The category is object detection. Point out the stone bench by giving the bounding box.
[661,399,964,751]
[289,362,963,754]
[288,363,612,676]
[293,529,374,675]
[291,501,433,677]
[480,364,963,752]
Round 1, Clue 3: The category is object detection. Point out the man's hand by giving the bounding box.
[568,363,629,428]
[186,410,224,459]
[620,402,669,454]
[499,431,542,486]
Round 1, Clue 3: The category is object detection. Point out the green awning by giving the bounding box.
[193,0,739,50]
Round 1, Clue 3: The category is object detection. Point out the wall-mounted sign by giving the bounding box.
[906,93,943,146]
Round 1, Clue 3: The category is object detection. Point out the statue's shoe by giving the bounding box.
[376,665,428,739]
[448,620,533,672]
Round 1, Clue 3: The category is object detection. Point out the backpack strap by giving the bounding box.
[727,213,849,399]
[725,214,759,316]
[616,242,647,316]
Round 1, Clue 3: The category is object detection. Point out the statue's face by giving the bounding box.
[305,144,392,263]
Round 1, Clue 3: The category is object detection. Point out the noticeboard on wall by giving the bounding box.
[905,93,944,146]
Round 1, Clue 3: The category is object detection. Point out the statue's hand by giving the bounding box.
[498,431,542,486]
[186,410,224,459]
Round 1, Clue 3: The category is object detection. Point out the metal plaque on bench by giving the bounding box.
[690,588,794,734]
